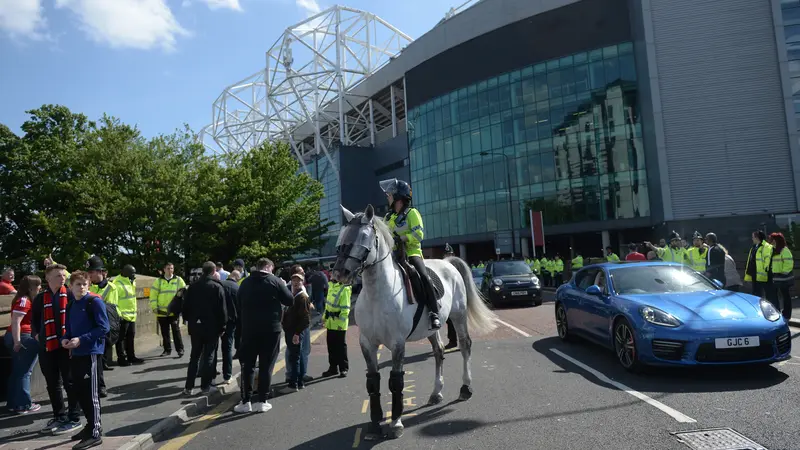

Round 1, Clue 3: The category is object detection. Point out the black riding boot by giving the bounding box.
[409,256,441,329]
[423,279,441,329]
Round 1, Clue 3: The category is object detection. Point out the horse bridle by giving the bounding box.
[338,218,391,278]
[359,222,391,275]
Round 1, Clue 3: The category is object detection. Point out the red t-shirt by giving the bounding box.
[0,280,16,295]
[7,296,33,334]
[626,252,646,261]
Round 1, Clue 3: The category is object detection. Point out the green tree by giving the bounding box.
[0,105,330,276]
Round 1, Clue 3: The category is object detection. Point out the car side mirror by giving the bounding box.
[586,285,603,296]
[712,279,724,289]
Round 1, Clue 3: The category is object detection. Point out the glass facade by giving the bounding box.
[407,42,648,240]
[308,150,341,237]
[783,0,800,132]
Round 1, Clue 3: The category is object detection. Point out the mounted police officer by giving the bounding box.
[380,178,441,329]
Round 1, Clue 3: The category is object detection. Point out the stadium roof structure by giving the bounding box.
[198,5,413,173]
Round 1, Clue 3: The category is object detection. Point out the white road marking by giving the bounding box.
[550,348,697,423]
[494,318,532,337]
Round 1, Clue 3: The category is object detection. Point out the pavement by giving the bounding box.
[0,332,237,450]
[152,291,800,450]
[0,309,324,450]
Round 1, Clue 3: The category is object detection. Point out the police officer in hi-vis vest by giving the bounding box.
[87,256,120,398]
[321,281,352,378]
[113,265,144,366]
[150,262,186,357]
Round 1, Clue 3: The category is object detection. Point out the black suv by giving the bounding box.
[481,260,542,307]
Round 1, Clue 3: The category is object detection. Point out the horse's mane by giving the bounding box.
[371,214,394,250]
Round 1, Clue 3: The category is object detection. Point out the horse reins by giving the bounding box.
[356,223,391,276]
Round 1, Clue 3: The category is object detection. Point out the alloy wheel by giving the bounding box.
[614,322,636,368]
[556,305,568,339]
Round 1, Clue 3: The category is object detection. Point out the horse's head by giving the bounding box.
[332,204,384,285]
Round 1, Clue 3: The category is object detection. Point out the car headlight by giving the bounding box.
[531,276,540,285]
[492,278,503,286]
[760,298,781,322]
[640,306,681,327]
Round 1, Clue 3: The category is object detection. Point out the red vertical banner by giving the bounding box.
[530,210,545,253]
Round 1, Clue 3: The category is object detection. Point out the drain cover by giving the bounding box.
[672,428,766,450]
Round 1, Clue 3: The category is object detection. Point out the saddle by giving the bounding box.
[394,245,444,306]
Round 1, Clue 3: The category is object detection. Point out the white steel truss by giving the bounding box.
[199,5,413,173]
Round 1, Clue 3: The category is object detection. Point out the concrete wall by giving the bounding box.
[405,0,631,109]
[0,276,164,403]
[339,132,411,215]
[644,0,797,219]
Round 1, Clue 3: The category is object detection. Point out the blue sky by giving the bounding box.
[0,0,460,138]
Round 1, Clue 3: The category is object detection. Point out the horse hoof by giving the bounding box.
[458,384,473,401]
[429,393,444,405]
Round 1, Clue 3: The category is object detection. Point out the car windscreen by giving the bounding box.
[493,261,533,276]
[609,265,717,295]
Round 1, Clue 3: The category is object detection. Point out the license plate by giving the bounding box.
[715,336,759,349]
[511,291,528,296]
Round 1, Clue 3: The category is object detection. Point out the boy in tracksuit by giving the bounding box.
[63,271,110,450]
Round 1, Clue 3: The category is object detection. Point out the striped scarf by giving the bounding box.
[43,286,68,352]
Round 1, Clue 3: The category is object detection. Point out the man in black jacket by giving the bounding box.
[217,272,239,384]
[182,262,227,395]
[704,233,727,287]
[234,258,293,414]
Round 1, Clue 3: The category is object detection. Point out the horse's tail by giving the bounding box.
[446,256,497,335]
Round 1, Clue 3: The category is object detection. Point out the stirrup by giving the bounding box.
[429,313,441,329]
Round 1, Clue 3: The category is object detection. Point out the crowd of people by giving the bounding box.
[2,253,357,447]
[469,229,794,320]
[4,264,109,449]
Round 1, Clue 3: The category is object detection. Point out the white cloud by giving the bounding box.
[296,0,320,16]
[0,0,47,39]
[55,0,190,51]
[183,0,242,11]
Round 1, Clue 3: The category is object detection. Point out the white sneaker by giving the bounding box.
[252,401,272,413]
[233,402,252,413]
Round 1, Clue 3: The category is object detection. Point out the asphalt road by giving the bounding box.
[157,292,800,450]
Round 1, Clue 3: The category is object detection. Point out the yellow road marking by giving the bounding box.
[352,428,362,448]
[361,399,369,414]
[161,328,327,450]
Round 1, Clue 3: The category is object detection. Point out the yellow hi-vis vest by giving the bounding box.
[744,242,773,283]
[386,207,425,258]
[553,259,564,274]
[324,282,352,331]
[150,276,186,317]
[656,247,687,264]
[686,247,708,272]
[113,276,137,322]
[772,247,794,275]
[571,256,584,269]
[532,259,541,273]
[90,281,119,306]
[541,258,550,272]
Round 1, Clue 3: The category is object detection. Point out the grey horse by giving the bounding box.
[332,205,497,439]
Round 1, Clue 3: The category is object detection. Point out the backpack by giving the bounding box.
[68,295,119,346]
[103,301,121,346]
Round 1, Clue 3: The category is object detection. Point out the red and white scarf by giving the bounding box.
[43,286,68,352]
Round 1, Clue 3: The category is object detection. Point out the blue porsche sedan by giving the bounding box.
[555,262,791,371]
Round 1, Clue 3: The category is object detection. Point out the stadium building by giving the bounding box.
[202,0,800,262]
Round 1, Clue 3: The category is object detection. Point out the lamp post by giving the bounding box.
[479,151,515,257]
